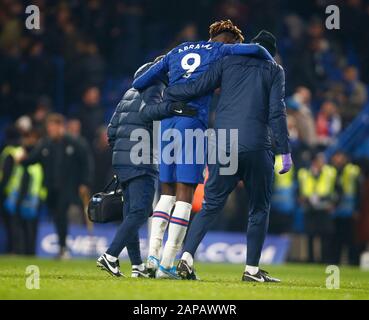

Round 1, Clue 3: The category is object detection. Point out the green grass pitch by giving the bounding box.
[0,256,368,299]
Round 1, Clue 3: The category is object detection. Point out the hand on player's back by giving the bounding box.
[169,102,198,117]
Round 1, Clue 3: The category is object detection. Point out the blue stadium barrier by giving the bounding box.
[28,222,290,265]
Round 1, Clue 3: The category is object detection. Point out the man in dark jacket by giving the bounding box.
[97,58,196,277]
[19,113,94,259]
[77,86,105,144]
[165,31,292,282]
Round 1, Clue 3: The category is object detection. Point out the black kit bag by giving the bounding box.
[87,175,123,223]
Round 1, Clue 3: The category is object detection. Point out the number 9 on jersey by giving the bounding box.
[181,53,201,78]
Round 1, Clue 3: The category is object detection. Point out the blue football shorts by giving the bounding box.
[159,116,207,184]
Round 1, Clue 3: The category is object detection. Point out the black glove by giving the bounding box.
[169,102,198,117]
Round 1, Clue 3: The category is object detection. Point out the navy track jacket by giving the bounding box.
[165,55,291,155]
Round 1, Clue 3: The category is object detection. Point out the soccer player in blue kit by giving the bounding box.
[132,20,274,279]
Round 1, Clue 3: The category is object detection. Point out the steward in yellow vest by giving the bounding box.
[0,145,23,199]
[3,130,46,255]
[297,153,337,263]
[331,151,361,265]
[298,164,337,211]
[334,160,360,217]
[2,130,46,219]
[5,163,47,219]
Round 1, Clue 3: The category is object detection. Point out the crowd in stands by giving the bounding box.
[1,0,369,263]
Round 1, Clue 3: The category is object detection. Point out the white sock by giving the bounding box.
[245,265,259,275]
[105,253,117,262]
[181,252,194,267]
[132,263,145,271]
[161,201,192,269]
[148,195,176,259]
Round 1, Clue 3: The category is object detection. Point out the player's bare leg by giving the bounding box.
[146,182,176,277]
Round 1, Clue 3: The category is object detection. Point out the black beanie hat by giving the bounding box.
[251,30,277,57]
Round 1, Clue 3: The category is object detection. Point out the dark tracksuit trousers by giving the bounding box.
[107,170,156,265]
[47,190,70,249]
[183,150,274,266]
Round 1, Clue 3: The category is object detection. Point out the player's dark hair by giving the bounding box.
[209,19,244,43]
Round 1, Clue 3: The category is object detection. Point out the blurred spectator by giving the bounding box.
[45,2,80,59]
[287,116,299,146]
[0,126,21,253]
[316,100,342,146]
[341,0,369,82]
[281,14,306,93]
[77,86,105,144]
[285,16,340,94]
[0,0,23,49]
[66,117,82,139]
[287,115,311,169]
[331,151,361,265]
[32,96,52,134]
[15,115,32,135]
[18,40,55,112]
[340,66,368,126]
[92,126,112,193]
[297,153,337,263]
[4,129,45,255]
[66,117,95,204]
[287,86,317,148]
[283,14,305,45]
[19,114,94,259]
[65,39,106,105]
[305,17,340,89]
[80,39,105,87]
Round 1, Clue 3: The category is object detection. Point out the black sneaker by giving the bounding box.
[242,269,280,283]
[97,253,123,277]
[177,259,199,280]
[131,266,150,278]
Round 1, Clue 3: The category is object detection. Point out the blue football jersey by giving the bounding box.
[132,41,273,125]
[166,41,228,84]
